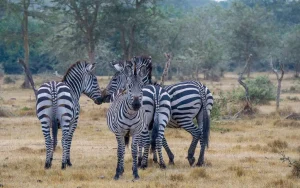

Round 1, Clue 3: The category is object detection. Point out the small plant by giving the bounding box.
[279,152,300,178]
[3,76,16,84]
[190,168,209,178]
[229,166,245,177]
[268,139,288,152]
[169,173,184,181]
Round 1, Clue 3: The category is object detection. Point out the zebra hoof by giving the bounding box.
[114,174,120,180]
[133,174,140,180]
[61,163,66,170]
[140,164,148,170]
[153,158,158,163]
[138,157,142,167]
[159,163,166,169]
[66,159,72,167]
[169,160,175,165]
[188,157,195,166]
[196,161,204,167]
[44,162,52,169]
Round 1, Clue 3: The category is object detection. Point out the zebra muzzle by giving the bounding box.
[132,97,141,111]
[94,97,103,105]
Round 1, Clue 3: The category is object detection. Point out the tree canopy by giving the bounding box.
[1,0,300,78]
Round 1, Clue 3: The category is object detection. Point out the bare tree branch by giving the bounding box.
[160,53,171,86]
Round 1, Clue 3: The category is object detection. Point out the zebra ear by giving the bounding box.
[87,63,96,72]
[111,61,124,72]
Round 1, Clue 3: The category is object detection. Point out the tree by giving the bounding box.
[283,25,300,77]
[225,1,271,77]
[105,0,163,60]
[51,0,106,64]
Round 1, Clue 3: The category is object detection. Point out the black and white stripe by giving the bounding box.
[35,61,102,169]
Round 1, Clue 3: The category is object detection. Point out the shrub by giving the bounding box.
[3,76,16,84]
[292,159,300,178]
[169,173,184,181]
[243,76,276,104]
[268,139,288,151]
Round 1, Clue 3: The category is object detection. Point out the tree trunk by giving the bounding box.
[270,58,284,110]
[120,27,129,60]
[127,24,136,60]
[276,80,282,110]
[295,63,300,78]
[22,0,30,88]
[247,58,252,78]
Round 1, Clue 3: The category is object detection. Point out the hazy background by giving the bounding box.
[1,0,300,80]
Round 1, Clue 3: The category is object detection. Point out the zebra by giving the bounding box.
[153,82,213,167]
[105,57,213,167]
[19,60,103,169]
[106,60,147,180]
[106,56,172,169]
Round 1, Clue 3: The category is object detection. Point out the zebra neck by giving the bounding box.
[63,76,84,103]
[123,98,139,118]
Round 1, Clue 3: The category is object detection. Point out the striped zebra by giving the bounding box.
[106,61,147,180]
[106,56,172,169]
[158,82,213,166]
[19,60,103,169]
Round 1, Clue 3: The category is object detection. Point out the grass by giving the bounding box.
[0,73,300,187]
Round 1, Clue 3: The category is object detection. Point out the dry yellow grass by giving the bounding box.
[1,73,300,188]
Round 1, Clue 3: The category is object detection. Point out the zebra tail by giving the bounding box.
[151,89,160,152]
[51,85,58,150]
[202,88,210,149]
[18,59,38,98]
[197,83,210,149]
[151,112,159,152]
[52,119,58,151]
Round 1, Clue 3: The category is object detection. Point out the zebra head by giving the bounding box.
[132,55,152,85]
[82,63,103,105]
[102,61,128,102]
[123,61,146,111]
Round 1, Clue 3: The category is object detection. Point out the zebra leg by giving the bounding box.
[61,119,70,170]
[41,120,53,169]
[152,147,158,163]
[179,120,200,166]
[196,110,205,167]
[131,135,140,180]
[138,137,143,167]
[114,136,125,180]
[140,129,150,169]
[162,137,175,165]
[65,117,79,167]
[156,137,166,169]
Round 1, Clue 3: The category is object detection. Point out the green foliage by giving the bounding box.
[0,0,300,77]
[244,76,276,104]
[223,76,276,104]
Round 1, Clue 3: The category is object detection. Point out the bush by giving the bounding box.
[232,76,276,104]
[3,76,16,84]
[246,76,276,103]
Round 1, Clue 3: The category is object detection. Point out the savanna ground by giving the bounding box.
[1,72,300,188]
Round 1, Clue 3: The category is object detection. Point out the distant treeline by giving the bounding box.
[1,0,300,78]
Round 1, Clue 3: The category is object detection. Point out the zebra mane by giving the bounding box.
[62,61,88,82]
